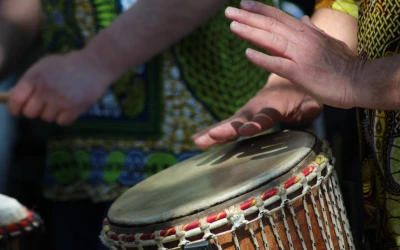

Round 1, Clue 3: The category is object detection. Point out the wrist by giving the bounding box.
[347,58,367,108]
[80,35,128,86]
[73,47,118,90]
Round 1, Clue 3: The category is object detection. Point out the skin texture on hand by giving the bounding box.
[192,74,322,149]
[192,1,359,149]
[6,0,229,126]
[7,51,113,126]
[224,1,360,109]
[5,0,229,126]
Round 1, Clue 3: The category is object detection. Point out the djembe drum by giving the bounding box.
[0,194,43,250]
[101,131,354,250]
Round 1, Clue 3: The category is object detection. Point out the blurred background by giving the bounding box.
[0,1,363,249]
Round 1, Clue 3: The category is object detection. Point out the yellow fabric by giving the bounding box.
[315,0,359,19]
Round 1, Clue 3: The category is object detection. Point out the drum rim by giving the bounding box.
[101,140,336,249]
[0,208,43,241]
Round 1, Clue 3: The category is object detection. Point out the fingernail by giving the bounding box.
[245,48,255,56]
[226,7,239,15]
[241,0,255,8]
[231,21,244,30]
[241,123,253,130]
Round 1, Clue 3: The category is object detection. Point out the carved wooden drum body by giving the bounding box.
[101,131,354,250]
[0,194,43,250]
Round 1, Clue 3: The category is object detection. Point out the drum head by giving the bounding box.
[0,194,28,226]
[108,131,318,231]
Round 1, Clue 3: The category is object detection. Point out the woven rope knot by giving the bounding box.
[175,231,185,238]
[118,234,126,242]
[155,231,163,242]
[303,185,312,195]
[203,233,215,240]
[255,197,264,208]
[229,212,248,229]
[225,210,234,220]
[200,218,210,232]
[279,187,287,197]
[327,164,334,174]
[200,224,210,232]
[283,199,290,206]
[178,240,190,247]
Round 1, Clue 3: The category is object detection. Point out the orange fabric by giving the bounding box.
[315,0,335,10]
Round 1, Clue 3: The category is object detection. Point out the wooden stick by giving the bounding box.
[0,92,10,104]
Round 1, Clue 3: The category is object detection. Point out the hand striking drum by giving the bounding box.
[101,131,354,250]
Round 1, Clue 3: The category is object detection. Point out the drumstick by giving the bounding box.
[0,92,10,104]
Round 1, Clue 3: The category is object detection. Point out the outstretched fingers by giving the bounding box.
[239,108,281,136]
[226,6,296,40]
[193,106,283,149]
[239,0,303,31]
[193,113,252,149]
[245,48,297,80]
[207,112,252,141]
[229,21,292,58]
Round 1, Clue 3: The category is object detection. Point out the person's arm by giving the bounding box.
[224,1,400,110]
[313,1,400,110]
[0,0,41,79]
[82,0,229,83]
[7,0,230,125]
[192,2,359,149]
[351,55,400,109]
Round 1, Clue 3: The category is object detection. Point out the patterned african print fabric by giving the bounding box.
[317,0,400,248]
[40,0,274,202]
[358,1,400,248]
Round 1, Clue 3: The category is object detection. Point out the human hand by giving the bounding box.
[225,0,360,109]
[192,74,322,149]
[7,50,115,126]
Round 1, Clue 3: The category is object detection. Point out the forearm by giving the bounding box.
[82,0,228,82]
[0,0,41,79]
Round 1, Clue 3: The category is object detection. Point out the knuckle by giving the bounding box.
[273,8,286,21]
[242,9,253,20]
[269,34,280,47]
[297,33,310,44]
[296,22,310,33]
[263,17,277,29]
[272,58,284,72]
